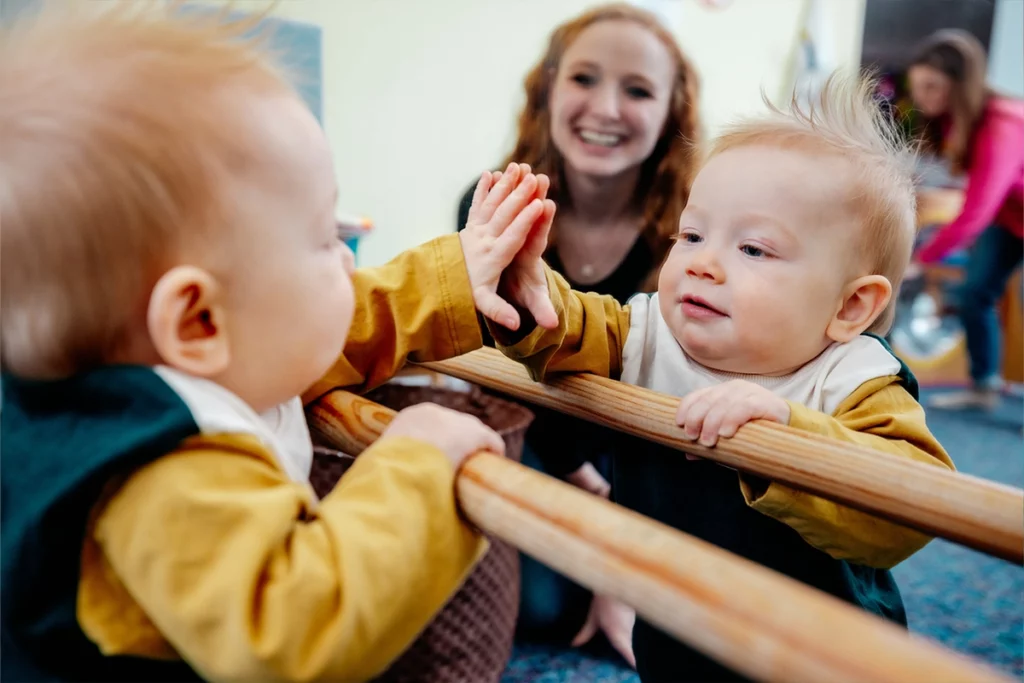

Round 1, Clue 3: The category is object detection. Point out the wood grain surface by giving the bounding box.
[417,348,1024,564]
[307,390,1013,683]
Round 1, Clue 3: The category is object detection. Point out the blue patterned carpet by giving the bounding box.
[502,389,1024,682]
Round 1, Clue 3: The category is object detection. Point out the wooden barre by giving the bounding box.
[307,390,1012,683]
[419,348,1024,564]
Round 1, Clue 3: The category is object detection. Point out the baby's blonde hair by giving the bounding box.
[0,1,294,379]
[708,72,918,334]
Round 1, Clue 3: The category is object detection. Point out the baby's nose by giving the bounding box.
[685,250,724,281]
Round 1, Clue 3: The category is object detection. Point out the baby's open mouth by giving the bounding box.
[681,295,727,317]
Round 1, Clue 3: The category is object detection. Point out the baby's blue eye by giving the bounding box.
[741,244,766,258]
[675,232,702,243]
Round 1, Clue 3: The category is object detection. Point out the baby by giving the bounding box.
[477,73,954,682]
[0,4,553,682]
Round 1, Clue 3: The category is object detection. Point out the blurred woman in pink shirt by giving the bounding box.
[908,29,1024,410]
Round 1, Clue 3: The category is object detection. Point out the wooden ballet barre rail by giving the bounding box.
[307,390,1012,683]
[419,348,1024,564]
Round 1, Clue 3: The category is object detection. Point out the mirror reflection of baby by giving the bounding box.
[469,73,954,681]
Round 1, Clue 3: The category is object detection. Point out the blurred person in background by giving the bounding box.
[907,29,1024,410]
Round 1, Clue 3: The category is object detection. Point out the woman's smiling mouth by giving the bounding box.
[577,128,625,148]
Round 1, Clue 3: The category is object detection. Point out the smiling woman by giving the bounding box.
[481,3,701,299]
[454,1,702,668]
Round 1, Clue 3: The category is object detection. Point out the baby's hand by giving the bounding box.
[382,403,505,470]
[675,380,790,449]
[565,462,611,499]
[572,594,636,669]
[460,163,558,331]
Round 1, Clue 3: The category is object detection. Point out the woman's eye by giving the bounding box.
[741,244,767,258]
[626,86,653,99]
[572,73,596,87]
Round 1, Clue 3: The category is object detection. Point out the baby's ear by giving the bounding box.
[147,266,230,377]
[825,275,892,343]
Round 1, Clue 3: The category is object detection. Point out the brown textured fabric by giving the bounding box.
[309,385,533,683]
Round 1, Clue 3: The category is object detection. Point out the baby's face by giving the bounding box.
[213,91,355,411]
[658,145,861,376]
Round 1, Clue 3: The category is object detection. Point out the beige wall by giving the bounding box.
[672,0,865,128]
[262,0,867,267]
[257,0,604,267]
[57,0,869,266]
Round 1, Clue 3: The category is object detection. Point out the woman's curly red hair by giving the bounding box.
[502,2,701,290]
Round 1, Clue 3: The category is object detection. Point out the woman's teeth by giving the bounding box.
[579,130,622,147]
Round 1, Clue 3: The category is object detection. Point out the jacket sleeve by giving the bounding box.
[739,376,954,568]
[303,234,483,403]
[80,433,486,682]
[490,266,632,381]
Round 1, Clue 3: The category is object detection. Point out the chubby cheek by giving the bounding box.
[741,281,833,348]
[735,304,789,345]
[303,263,355,367]
[657,249,685,297]
[728,279,789,338]
[321,269,354,344]
[333,278,355,345]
